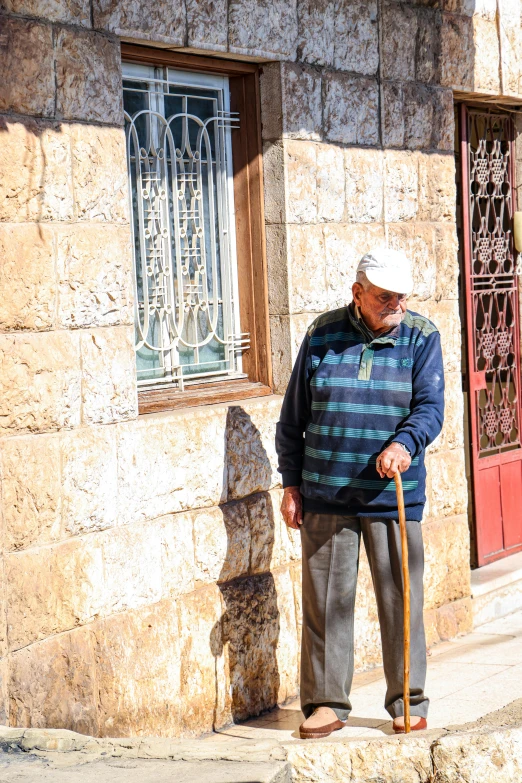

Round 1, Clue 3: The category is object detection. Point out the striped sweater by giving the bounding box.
[275,304,444,521]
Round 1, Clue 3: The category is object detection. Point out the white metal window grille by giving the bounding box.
[122,62,248,390]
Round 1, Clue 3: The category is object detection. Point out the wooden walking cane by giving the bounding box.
[394,471,411,734]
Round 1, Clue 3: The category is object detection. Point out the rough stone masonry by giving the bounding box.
[1,0,522,739]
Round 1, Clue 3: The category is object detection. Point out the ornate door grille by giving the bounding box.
[460,105,522,566]
[123,63,248,391]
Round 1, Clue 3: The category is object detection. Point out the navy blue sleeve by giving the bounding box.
[392,331,445,460]
[275,333,313,488]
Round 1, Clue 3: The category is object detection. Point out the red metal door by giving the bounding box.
[460,105,522,566]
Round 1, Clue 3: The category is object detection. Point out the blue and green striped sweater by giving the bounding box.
[275,305,444,521]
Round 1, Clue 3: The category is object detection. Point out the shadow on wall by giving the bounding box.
[210,406,281,725]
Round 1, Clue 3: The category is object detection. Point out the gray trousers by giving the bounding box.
[300,513,429,721]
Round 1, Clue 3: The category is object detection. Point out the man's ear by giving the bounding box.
[352,282,362,305]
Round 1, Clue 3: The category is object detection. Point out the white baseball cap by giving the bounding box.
[357,247,414,295]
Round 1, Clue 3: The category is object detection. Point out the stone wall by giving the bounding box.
[0,0,520,738]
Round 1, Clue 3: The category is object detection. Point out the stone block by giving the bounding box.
[323,72,379,146]
[281,63,322,141]
[382,82,405,149]
[434,223,459,299]
[80,327,138,425]
[0,331,81,435]
[55,28,122,125]
[0,120,74,223]
[333,0,379,75]
[92,601,182,737]
[296,0,334,66]
[269,488,302,567]
[425,595,473,645]
[317,144,345,222]
[272,567,299,704]
[0,0,90,23]
[290,561,302,673]
[381,0,418,81]
[0,433,61,551]
[433,724,522,783]
[0,223,55,331]
[384,151,419,223]
[71,124,129,223]
[248,491,277,575]
[443,0,496,16]
[426,370,465,453]
[260,64,283,142]
[56,224,133,329]
[473,15,501,94]
[263,141,286,224]
[9,628,98,735]
[387,223,436,300]
[403,83,435,151]
[441,13,474,90]
[423,516,471,610]
[178,586,227,733]
[220,573,281,720]
[285,139,317,223]
[60,425,118,538]
[344,148,384,223]
[498,0,522,97]
[117,406,228,523]
[226,397,282,500]
[92,0,185,46]
[287,224,327,313]
[291,311,323,355]
[433,88,455,152]
[156,513,196,598]
[229,0,298,59]
[193,503,250,585]
[186,0,227,52]
[325,222,385,310]
[269,315,292,394]
[427,448,468,519]
[421,298,462,375]
[265,224,290,315]
[418,153,456,222]
[415,7,442,84]
[0,17,54,117]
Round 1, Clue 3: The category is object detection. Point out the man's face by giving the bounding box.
[352,281,407,335]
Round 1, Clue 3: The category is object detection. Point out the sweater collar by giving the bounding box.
[347,302,400,346]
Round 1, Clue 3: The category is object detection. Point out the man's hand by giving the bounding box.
[376,442,411,479]
[281,486,303,530]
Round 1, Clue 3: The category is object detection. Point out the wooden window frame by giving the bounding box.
[121,44,272,414]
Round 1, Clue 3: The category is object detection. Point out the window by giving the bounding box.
[121,46,271,412]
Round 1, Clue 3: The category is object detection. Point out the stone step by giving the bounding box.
[471,550,522,627]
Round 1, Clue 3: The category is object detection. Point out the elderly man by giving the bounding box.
[275,248,444,739]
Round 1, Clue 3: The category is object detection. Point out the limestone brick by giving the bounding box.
[323,72,379,146]
[427,370,465,453]
[156,513,196,599]
[9,628,98,735]
[317,144,345,222]
[226,397,281,500]
[441,13,474,91]
[259,64,283,142]
[220,573,282,720]
[116,406,229,524]
[248,491,278,575]
[287,224,327,313]
[0,659,7,725]
[265,224,289,316]
[296,0,334,66]
[269,315,292,394]
[418,152,456,222]
[334,0,379,75]
[423,516,471,610]
[344,148,384,223]
[388,223,436,300]
[473,15,501,94]
[55,29,122,125]
[0,433,61,552]
[324,222,385,310]
[383,151,418,223]
[381,0,418,81]
[80,327,137,425]
[268,488,302,567]
[443,0,496,16]
[415,7,442,84]
[0,0,90,24]
[186,0,228,52]
[498,0,522,97]
[0,120,74,223]
[425,596,473,646]
[281,63,322,141]
[427,448,468,519]
[262,142,286,224]
[0,331,81,435]
[403,84,436,151]
[178,586,226,734]
[60,426,118,538]
[92,0,185,46]
[290,561,302,673]
[420,299,462,375]
[193,503,250,586]
[434,223,459,300]
[228,0,298,60]
[291,312,323,354]
[285,140,317,223]
[92,601,182,737]
[272,567,299,704]
[56,224,133,329]
[0,224,55,331]
[0,17,54,117]
[70,124,129,223]
[382,82,405,149]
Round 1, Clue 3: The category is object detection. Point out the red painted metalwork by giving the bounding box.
[460,104,522,566]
